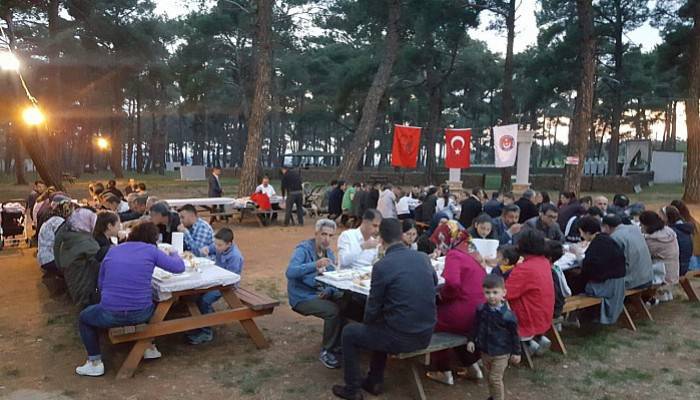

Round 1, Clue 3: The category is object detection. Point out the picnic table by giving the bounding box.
[316,259,446,297]
[108,262,279,379]
[162,197,282,227]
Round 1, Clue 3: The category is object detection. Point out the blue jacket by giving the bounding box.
[206,243,244,276]
[473,303,521,356]
[492,217,513,245]
[286,239,336,308]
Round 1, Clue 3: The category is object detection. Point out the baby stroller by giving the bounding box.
[1,202,27,249]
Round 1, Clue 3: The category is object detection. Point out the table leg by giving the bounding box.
[221,289,269,349]
[116,299,173,379]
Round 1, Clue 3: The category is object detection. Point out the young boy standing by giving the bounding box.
[187,228,244,344]
[468,275,521,400]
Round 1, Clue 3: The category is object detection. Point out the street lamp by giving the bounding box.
[0,51,20,71]
[96,137,110,150]
[22,105,45,126]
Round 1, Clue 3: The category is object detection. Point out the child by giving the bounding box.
[186,228,244,345]
[467,275,521,400]
[493,245,519,279]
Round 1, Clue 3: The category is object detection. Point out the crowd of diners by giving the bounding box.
[285,184,699,400]
[23,176,699,396]
[28,179,245,377]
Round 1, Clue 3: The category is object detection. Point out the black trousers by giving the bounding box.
[342,322,430,392]
[285,192,304,226]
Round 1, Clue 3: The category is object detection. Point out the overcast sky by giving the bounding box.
[154,0,663,55]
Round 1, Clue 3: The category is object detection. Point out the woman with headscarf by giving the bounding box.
[54,207,101,307]
[427,228,486,385]
[640,210,679,302]
[37,195,73,274]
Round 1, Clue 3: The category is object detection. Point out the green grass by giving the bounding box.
[46,313,74,326]
[252,278,287,303]
[522,368,549,386]
[211,360,282,395]
[671,377,684,386]
[589,367,653,384]
[685,339,700,350]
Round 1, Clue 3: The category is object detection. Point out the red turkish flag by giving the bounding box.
[391,125,421,168]
[445,128,471,168]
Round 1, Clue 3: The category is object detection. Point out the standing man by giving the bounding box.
[332,218,437,399]
[208,166,223,222]
[177,204,215,256]
[337,209,382,269]
[281,166,304,226]
[459,188,485,228]
[286,219,343,368]
[377,184,399,219]
[515,189,539,223]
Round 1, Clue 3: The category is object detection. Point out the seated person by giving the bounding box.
[574,216,626,324]
[187,227,244,344]
[149,202,181,244]
[75,222,185,377]
[564,206,604,243]
[332,219,437,400]
[255,175,277,198]
[124,178,137,196]
[492,244,519,279]
[337,209,382,269]
[136,182,147,195]
[467,213,498,240]
[602,214,654,288]
[286,219,343,369]
[119,194,147,222]
[506,229,555,355]
[427,228,485,386]
[93,210,121,262]
[101,193,129,214]
[37,196,73,274]
[401,219,418,250]
[516,203,564,243]
[105,179,124,200]
[54,207,101,307]
[177,204,214,256]
[492,204,522,245]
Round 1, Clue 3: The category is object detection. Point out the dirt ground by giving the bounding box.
[1,177,700,399]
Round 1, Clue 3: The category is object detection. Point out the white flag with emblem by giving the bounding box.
[494,124,518,168]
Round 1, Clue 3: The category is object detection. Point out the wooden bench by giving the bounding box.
[393,332,468,400]
[108,285,279,379]
[415,222,430,234]
[546,288,655,357]
[680,270,700,302]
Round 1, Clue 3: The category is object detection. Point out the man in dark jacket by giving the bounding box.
[483,191,503,218]
[514,189,539,223]
[332,219,437,400]
[515,203,565,243]
[207,166,224,221]
[281,166,304,226]
[149,202,181,244]
[492,204,522,245]
[328,181,346,220]
[557,192,584,232]
[458,188,485,228]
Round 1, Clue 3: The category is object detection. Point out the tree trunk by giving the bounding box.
[13,135,27,185]
[238,0,273,196]
[424,65,442,185]
[563,0,596,195]
[337,0,401,180]
[499,0,516,192]
[683,0,700,202]
[110,77,124,178]
[670,100,677,150]
[135,88,144,173]
[607,0,624,175]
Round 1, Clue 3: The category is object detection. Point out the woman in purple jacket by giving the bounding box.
[75,222,185,377]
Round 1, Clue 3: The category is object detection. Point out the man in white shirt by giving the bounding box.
[377,184,400,219]
[255,175,277,198]
[337,209,382,269]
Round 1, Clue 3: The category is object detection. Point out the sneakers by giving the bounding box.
[535,336,552,356]
[525,339,540,355]
[426,371,454,385]
[659,291,674,302]
[466,362,484,380]
[646,298,660,308]
[75,360,105,377]
[144,346,162,359]
[320,350,341,369]
[186,330,214,345]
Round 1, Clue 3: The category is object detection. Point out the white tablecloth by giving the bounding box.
[163,197,239,207]
[316,260,446,297]
[152,263,241,301]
